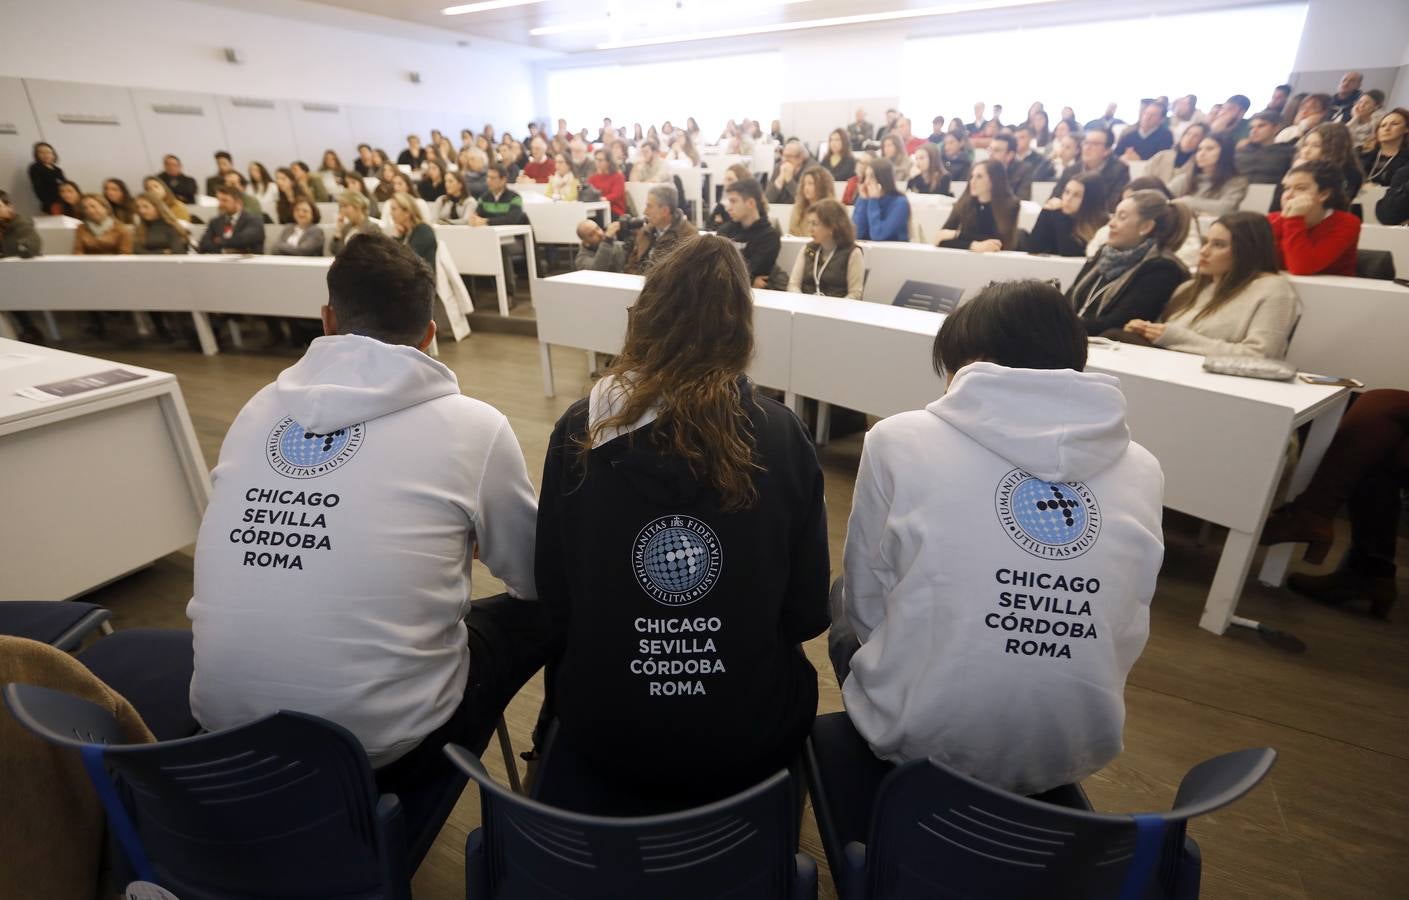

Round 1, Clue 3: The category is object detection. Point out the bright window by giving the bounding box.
[900,4,1308,128]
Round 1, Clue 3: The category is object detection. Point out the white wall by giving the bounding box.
[0,0,549,129]
[1291,0,1409,72]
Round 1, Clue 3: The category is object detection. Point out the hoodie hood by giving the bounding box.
[929,362,1130,483]
[274,334,459,433]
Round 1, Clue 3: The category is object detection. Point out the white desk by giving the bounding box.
[433,224,537,316]
[0,338,210,600]
[1284,274,1409,391]
[1357,224,1409,275]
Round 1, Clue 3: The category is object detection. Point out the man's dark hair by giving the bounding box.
[214,150,232,162]
[224,170,247,187]
[291,160,310,174]
[990,131,1018,154]
[1250,110,1280,127]
[214,184,244,201]
[326,232,434,346]
[1225,94,1251,112]
[933,280,1086,377]
[1275,83,1293,95]
[1015,124,1035,137]
[164,154,181,164]
[724,175,766,216]
[486,163,508,180]
[1086,126,1114,148]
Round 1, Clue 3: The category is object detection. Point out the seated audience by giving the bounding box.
[320,150,347,188]
[1044,133,1079,182]
[520,136,555,183]
[1260,388,1407,619]
[222,171,264,219]
[343,173,380,219]
[417,161,448,203]
[941,132,974,183]
[1264,84,1293,119]
[386,192,437,271]
[133,192,189,254]
[273,198,326,256]
[574,219,627,272]
[667,132,701,167]
[495,143,521,182]
[397,134,426,168]
[546,154,580,201]
[1329,70,1364,123]
[629,141,669,183]
[766,139,809,203]
[1347,90,1386,148]
[471,165,529,227]
[1124,212,1298,357]
[895,117,924,154]
[461,148,490,198]
[1289,123,1365,206]
[385,171,432,223]
[189,232,549,791]
[51,180,82,219]
[374,162,400,202]
[1277,93,1331,143]
[197,185,265,254]
[568,138,595,183]
[1209,94,1252,141]
[142,176,191,222]
[432,171,475,224]
[1269,161,1359,276]
[331,190,380,255]
[535,233,828,815]
[1051,127,1129,212]
[842,154,872,205]
[788,166,836,237]
[626,185,697,275]
[906,143,951,195]
[1087,177,1201,269]
[720,177,782,287]
[1235,112,1296,185]
[275,167,309,224]
[1168,134,1249,216]
[1066,189,1190,334]
[102,179,138,226]
[157,154,198,204]
[822,128,857,182]
[1377,163,1409,225]
[1116,100,1174,160]
[847,109,874,148]
[1360,107,1408,187]
[828,279,1161,821]
[853,158,910,243]
[353,143,376,177]
[1026,172,1108,256]
[986,130,1034,200]
[788,199,863,298]
[291,161,330,203]
[1014,125,1052,181]
[246,163,278,220]
[708,163,752,230]
[589,150,628,218]
[1085,101,1124,132]
[205,150,236,197]
[72,194,133,255]
[1169,94,1205,141]
[1146,121,1207,185]
[936,159,1018,252]
[0,190,41,259]
[880,133,912,182]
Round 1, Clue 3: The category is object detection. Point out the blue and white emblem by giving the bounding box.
[995,468,1101,559]
[266,417,365,479]
[633,515,723,606]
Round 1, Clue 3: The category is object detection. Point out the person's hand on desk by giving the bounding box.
[752,275,769,289]
[469,215,488,227]
[934,228,959,245]
[969,239,1003,253]
[1124,319,1166,342]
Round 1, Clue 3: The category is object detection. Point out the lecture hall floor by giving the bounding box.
[59,321,1408,900]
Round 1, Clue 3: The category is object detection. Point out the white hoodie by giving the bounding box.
[841,362,1164,795]
[188,335,538,766]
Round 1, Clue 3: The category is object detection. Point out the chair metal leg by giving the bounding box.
[496,717,522,794]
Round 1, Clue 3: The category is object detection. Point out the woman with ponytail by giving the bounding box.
[1065,188,1191,335]
[534,234,830,816]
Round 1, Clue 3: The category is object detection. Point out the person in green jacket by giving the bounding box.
[386,191,437,272]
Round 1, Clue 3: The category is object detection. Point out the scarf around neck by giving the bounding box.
[87,216,116,237]
[1094,236,1154,280]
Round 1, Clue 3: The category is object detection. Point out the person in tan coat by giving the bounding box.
[71,194,133,255]
[0,636,153,900]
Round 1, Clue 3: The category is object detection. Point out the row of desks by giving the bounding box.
[535,268,1350,637]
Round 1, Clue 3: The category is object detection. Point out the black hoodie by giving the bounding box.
[535,378,830,813]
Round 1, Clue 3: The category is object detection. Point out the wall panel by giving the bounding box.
[0,77,46,217]
[214,95,299,174]
[24,79,150,204]
[288,100,355,166]
[131,89,229,186]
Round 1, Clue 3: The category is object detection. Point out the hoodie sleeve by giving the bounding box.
[842,434,893,643]
[472,417,539,600]
[534,412,576,634]
[780,422,831,645]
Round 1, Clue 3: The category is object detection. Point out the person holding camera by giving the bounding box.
[574,219,627,273]
[624,184,697,275]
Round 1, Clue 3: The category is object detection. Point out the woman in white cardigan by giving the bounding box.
[1124,211,1299,358]
[1167,134,1249,217]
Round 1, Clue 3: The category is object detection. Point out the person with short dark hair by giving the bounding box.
[1050,127,1129,212]
[28,142,66,215]
[628,141,668,184]
[719,177,781,287]
[1277,93,1332,144]
[1115,101,1174,161]
[353,143,376,177]
[823,279,1162,842]
[626,184,698,275]
[397,134,425,169]
[1329,70,1364,124]
[158,154,198,204]
[1235,112,1296,184]
[1268,161,1359,276]
[291,161,330,203]
[206,151,235,198]
[1265,84,1293,118]
[197,185,264,254]
[535,233,830,815]
[1066,189,1191,334]
[190,231,550,799]
[1210,94,1252,142]
[471,165,528,226]
[986,131,1033,201]
[1347,90,1388,148]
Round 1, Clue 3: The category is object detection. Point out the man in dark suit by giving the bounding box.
[205,151,236,197]
[198,185,264,254]
[158,155,198,203]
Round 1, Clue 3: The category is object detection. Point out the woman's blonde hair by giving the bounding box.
[134,190,185,244]
[79,193,114,222]
[387,192,425,226]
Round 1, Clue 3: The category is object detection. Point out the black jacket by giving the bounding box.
[1053,156,1130,213]
[1066,246,1188,335]
[718,216,781,279]
[197,211,264,254]
[1023,209,1088,257]
[28,162,65,214]
[1377,164,1409,226]
[158,172,198,204]
[535,383,829,812]
[0,214,42,258]
[134,219,189,255]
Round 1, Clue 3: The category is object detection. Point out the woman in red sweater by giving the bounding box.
[588,148,627,218]
[1268,161,1359,276]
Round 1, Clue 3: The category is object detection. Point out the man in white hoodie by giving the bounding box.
[188,233,550,792]
[819,280,1164,846]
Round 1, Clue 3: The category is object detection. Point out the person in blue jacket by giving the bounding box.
[852,158,910,242]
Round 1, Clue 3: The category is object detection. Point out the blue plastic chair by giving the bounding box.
[805,714,1276,900]
[0,600,112,651]
[4,683,415,899]
[446,743,818,899]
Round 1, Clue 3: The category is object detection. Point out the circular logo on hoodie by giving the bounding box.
[634,515,722,606]
[267,417,366,479]
[995,469,1101,559]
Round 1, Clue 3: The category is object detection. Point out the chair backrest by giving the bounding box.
[4,684,407,900]
[862,749,1275,900]
[434,223,507,277]
[893,280,963,313]
[1355,248,1396,281]
[446,745,802,900]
